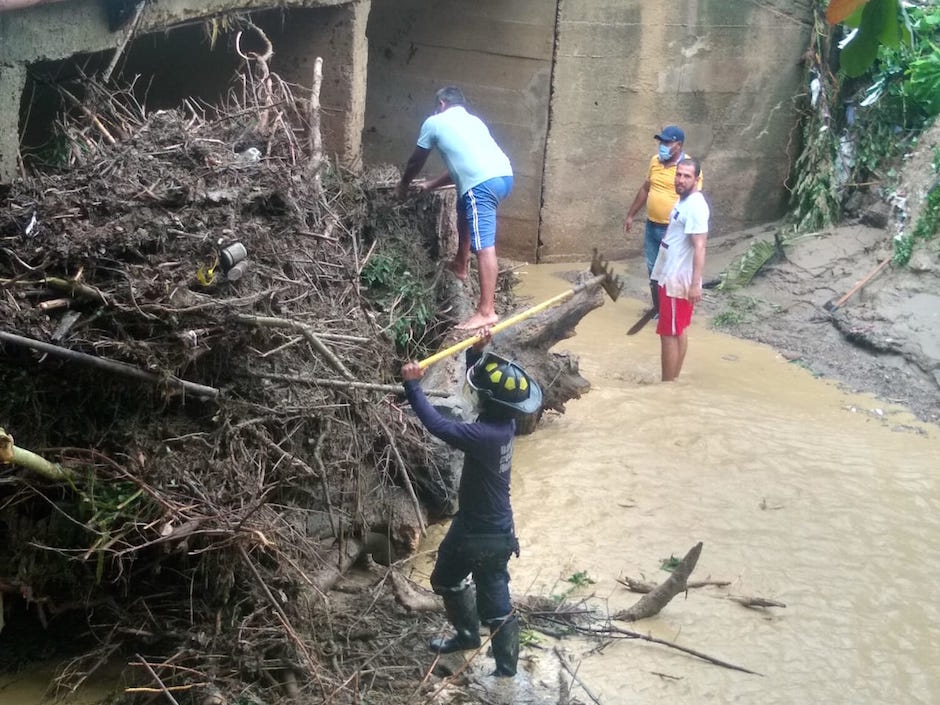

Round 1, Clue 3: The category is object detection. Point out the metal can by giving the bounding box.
[219,242,247,271]
[226,260,249,281]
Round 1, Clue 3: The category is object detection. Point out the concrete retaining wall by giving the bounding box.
[540,0,814,262]
[363,0,814,262]
[362,0,555,261]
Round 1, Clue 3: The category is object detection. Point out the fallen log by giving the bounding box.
[613,542,702,622]
[617,576,731,594]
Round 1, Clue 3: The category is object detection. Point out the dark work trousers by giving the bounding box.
[430,516,519,622]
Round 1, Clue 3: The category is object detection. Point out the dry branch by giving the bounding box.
[233,314,355,380]
[617,576,731,593]
[0,331,220,399]
[308,56,324,193]
[247,371,449,397]
[728,595,787,609]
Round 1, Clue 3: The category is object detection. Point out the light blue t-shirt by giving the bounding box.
[416,106,513,197]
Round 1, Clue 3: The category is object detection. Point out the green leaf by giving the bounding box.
[841,23,881,76]
[875,0,901,48]
[845,4,866,28]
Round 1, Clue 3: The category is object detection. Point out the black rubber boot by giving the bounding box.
[428,585,481,654]
[489,615,520,677]
[649,280,660,315]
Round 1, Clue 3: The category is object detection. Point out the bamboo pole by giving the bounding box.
[0,331,219,399]
[0,427,73,481]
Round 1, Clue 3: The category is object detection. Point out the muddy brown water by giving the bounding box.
[417,263,940,704]
[3,262,938,704]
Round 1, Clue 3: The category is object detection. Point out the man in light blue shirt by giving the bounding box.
[397,87,513,330]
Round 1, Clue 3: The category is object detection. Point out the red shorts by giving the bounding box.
[656,285,694,336]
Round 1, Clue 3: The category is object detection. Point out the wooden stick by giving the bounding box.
[247,371,449,397]
[825,254,892,311]
[555,646,604,705]
[604,623,762,675]
[234,314,355,380]
[101,0,146,84]
[134,654,181,705]
[307,56,323,192]
[0,331,219,399]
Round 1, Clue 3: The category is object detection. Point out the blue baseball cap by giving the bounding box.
[654,125,685,143]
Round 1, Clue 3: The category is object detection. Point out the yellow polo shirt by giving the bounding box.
[645,154,704,224]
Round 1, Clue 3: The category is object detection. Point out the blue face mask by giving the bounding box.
[658,143,674,162]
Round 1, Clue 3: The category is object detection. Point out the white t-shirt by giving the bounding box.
[650,191,710,299]
[416,106,512,196]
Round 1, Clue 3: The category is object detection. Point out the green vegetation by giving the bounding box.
[551,570,596,603]
[712,309,744,328]
[831,0,908,78]
[564,570,595,589]
[893,145,940,265]
[519,628,542,648]
[718,238,781,290]
[789,2,939,260]
[660,555,682,572]
[711,294,763,329]
[360,244,435,349]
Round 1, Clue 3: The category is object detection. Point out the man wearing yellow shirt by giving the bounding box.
[623,125,702,314]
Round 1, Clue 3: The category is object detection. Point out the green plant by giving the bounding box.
[831,0,907,78]
[660,555,682,572]
[519,628,541,648]
[360,249,435,348]
[893,145,940,265]
[550,570,596,603]
[848,3,940,184]
[564,570,595,589]
[789,8,842,231]
[712,309,744,328]
[718,238,782,290]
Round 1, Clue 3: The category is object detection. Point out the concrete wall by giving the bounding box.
[0,0,367,182]
[363,0,813,262]
[3,0,816,259]
[362,0,555,260]
[540,0,814,261]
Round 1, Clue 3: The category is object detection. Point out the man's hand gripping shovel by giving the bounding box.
[418,249,622,369]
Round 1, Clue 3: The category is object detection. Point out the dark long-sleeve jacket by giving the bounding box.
[403,355,515,533]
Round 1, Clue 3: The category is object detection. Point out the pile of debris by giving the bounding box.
[0,73,455,702]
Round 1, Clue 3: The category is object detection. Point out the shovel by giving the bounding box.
[823,254,892,312]
[418,249,622,369]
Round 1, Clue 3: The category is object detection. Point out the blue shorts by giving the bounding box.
[644,220,668,275]
[458,175,513,252]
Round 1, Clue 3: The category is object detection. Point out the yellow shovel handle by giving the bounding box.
[417,273,603,370]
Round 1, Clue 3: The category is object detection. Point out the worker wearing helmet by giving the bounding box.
[400,330,542,678]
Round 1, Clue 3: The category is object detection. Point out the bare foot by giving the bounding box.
[445,259,469,281]
[455,312,499,330]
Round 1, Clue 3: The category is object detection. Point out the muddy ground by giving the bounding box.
[616,218,939,427]
[616,122,940,427]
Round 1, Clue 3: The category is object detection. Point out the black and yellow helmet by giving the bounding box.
[466,353,543,416]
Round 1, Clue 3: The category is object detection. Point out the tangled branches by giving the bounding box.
[0,60,455,704]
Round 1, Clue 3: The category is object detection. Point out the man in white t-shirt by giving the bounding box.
[649,158,709,381]
[397,87,513,330]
